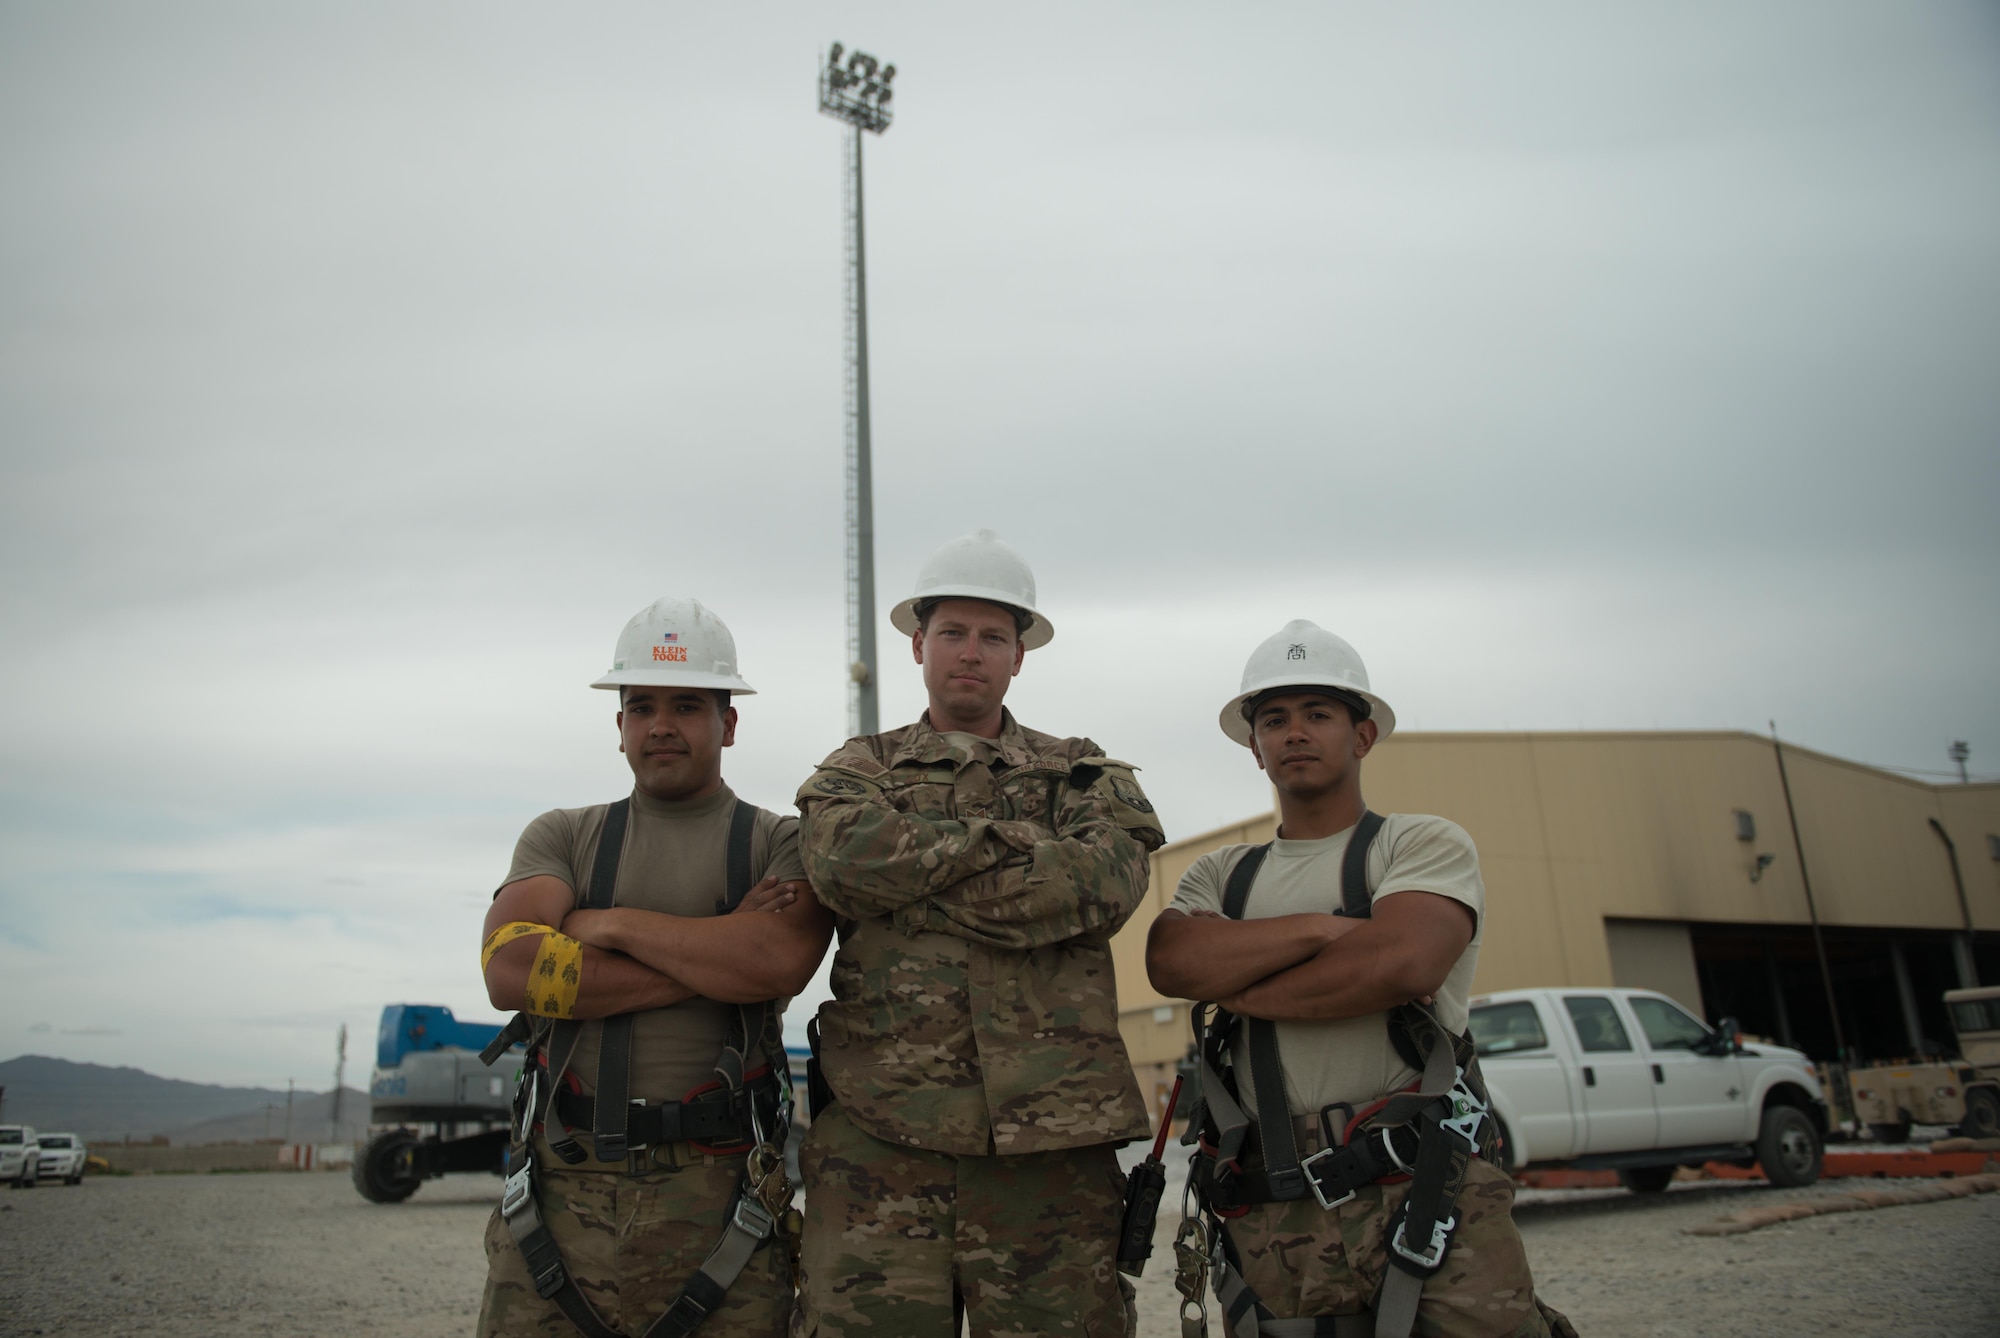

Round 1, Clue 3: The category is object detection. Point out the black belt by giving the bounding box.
[1200,1111,1426,1210]
[554,1076,775,1151]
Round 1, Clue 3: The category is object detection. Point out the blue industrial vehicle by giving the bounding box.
[353,1004,523,1203]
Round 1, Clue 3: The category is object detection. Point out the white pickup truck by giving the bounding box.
[1469,986,1828,1192]
[34,1133,88,1185]
[1,1125,39,1188]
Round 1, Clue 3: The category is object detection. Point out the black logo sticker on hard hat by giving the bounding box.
[1110,776,1155,813]
[814,776,867,796]
[1287,643,1307,660]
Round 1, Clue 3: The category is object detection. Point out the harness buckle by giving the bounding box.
[1298,1146,1357,1210]
[501,1160,534,1221]
[731,1193,776,1243]
[1438,1070,1488,1150]
[1389,1212,1457,1271]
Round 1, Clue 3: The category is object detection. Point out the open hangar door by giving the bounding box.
[1686,923,1997,1065]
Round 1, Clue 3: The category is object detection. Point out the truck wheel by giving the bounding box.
[1617,1165,1676,1193]
[1756,1106,1822,1187]
[1960,1088,2000,1140]
[352,1130,422,1204]
[1867,1121,1911,1145]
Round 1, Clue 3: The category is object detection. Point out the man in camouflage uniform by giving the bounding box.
[478,598,834,1338]
[792,530,1167,1338]
[1148,621,1574,1338]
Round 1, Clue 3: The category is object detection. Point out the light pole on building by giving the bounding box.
[819,42,896,737]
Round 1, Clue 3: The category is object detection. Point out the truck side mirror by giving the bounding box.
[1706,1017,1741,1055]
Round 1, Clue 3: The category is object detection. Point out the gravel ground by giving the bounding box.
[3,1167,1996,1337]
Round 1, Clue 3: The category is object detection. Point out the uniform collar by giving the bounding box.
[630,780,736,820]
[894,709,1038,770]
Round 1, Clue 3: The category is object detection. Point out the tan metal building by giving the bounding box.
[1111,731,2000,1118]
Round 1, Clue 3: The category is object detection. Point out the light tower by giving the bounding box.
[819,42,895,736]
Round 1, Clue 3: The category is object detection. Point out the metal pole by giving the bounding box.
[850,123,878,737]
[331,1024,347,1141]
[1772,722,1849,1061]
[1927,817,1980,988]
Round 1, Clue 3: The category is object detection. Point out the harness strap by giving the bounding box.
[650,1191,776,1338]
[585,801,635,1161]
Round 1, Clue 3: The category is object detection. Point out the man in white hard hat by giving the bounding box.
[475,597,835,1338]
[791,529,1167,1337]
[1147,621,1573,1338]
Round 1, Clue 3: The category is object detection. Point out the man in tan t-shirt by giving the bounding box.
[476,597,834,1338]
[1148,621,1572,1338]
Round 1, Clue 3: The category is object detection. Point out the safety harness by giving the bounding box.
[479,798,798,1338]
[1176,811,1498,1338]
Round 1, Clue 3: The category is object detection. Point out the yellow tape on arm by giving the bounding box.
[525,932,585,1019]
[481,921,552,971]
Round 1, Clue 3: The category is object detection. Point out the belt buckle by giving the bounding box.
[731,1193,776,1242]
[1390,1213,1456,1270]
[1298,1146,1356,1210]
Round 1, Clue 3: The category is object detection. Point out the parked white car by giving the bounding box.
[34,1133,88,1185]
[1469,986,1827,1191]
[1,1125,40,1188]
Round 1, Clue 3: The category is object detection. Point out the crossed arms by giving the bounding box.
[1145,890,1475,1022]
[481,873,835,1018]
[798,773,1160,950]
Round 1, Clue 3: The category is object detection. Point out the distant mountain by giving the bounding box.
[0,1055,364,1144]
[169,1085,371,1146]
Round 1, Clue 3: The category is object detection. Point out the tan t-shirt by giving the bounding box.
[501,783,805,1109]
[1171,813,1483,1118]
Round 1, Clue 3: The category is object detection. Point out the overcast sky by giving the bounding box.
[3,2,1996,1090]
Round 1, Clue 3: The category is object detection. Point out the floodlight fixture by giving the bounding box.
[820,41,895,134]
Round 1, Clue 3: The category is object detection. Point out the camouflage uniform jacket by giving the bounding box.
[796,710,1166,1157]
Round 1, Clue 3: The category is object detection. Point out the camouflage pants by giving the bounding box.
[1219,1157,1574,1338]
[478,1155,792,1338]
[794,1105,1134,1338]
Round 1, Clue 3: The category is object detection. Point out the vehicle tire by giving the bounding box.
[1868,1121,1911,1145]
[1617,1164,1676,1194]
[1956,1088,2000,1139]
[1756,1105,1822,1187]
[352,1130,422,1204]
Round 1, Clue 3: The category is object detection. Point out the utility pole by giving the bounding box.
[330,1024,347,1141]
[1771,723,1848,1063]
[819,41,896,737]
[284,1078,295,1145]
[1949,740,1970,785]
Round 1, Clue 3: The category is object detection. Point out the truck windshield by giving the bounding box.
[1470,1001,1548,1055]
[0,1131,20,1145]
[1950,999,1999,1035]
[39,1136,71,1148]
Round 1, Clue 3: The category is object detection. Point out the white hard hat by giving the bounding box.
[590,597,756,696]
[887,528,1054,650]
[1219,619,1395,746]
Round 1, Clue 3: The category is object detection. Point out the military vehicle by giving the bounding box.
[1846,985,2000,1143]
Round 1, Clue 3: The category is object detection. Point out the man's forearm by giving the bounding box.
[1224,908,1464,1024]
[1146,911,1353,1001]
[569,906,828,1003]
[485,937,694,1019]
